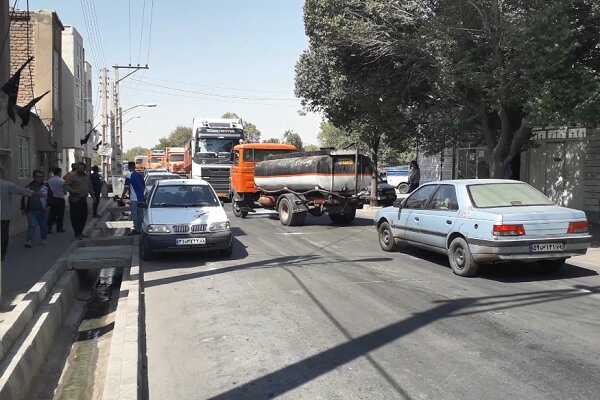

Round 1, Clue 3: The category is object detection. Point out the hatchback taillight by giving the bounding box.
[567,221,588,233]
[493,224,526,236]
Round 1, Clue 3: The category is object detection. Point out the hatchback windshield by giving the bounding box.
[467,183,554,208]
[145,175,179,187]
[151,184,219,207]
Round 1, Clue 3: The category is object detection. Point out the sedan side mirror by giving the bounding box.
[393,198,403,208]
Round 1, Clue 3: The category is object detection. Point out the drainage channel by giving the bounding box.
[26,218,131,400]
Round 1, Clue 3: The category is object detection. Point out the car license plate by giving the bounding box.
[216,192,228,197]
[175,238,206,246]
[529,243,564,252]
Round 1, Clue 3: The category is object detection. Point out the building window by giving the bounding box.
[18,136,30,178]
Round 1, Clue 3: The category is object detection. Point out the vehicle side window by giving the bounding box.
[404,185,437,209]
[428,185,459,211]
[232,150,240,166]
[243,149,253,162]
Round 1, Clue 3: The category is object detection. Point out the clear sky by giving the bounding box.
[28,0,323,150]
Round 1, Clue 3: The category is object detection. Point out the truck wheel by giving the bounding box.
[448,237,478,277]
[278,197,294,226]
[328,206,356,224]
[232,201,247,218]
[397,183,409,194]
[378,222,396,251]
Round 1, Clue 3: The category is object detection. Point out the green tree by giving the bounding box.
[221,112,261,142]
[156,126,192,150]
[300,0,600,177]
[304,144,320,151]
[123,146,149,162]
[282,130,304,151]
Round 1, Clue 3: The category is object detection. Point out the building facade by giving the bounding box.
[60,25,94,173]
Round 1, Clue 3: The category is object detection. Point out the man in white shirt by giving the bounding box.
[47,167,66,233]
[1,166,31,261]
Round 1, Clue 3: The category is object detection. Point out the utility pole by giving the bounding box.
[110,64,149,195]
[100,68,109,179]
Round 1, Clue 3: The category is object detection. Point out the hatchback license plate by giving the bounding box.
[529,243,564,252]
[176,238,206,246]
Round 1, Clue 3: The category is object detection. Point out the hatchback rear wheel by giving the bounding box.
[448,237,478,277]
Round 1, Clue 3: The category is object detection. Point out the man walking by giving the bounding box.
[1,166,31,260]
[121,161,145,236]
[47,167,66,233]
[90,165,103,218]
[22,170,53,248]
[65,162,95,239]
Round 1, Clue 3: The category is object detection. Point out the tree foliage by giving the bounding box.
[221,112,262,143]
[155,126,192,150]
[123,146,149,161]
[297,0,600,178]
[282,130,304,151]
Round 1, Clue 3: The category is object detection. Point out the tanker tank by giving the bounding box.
[253,150,373,194]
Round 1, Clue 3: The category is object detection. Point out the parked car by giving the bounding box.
[385,165,410,193]
[374,179,592,277]
[141,179,233,260]
[358,177,397,207]
[144,172,180,195]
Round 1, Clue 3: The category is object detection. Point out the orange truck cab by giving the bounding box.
[231,143,297,195]
[147,149,166,169]
[166,147,186,175]
[134,155,148,171]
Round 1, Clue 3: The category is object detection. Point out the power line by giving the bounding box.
[120,84,301,108]
[87,0,107,66]
[128,0,131,64]
[137,0,147,65]
[79,0,101,69]
[128,78,300,101]
[136,75,294,95]
[146,0,155,64]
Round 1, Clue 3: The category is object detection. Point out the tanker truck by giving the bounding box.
[230,143,373,226]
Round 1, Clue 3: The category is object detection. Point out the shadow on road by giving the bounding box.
[204,282,600,400]
[394,244,598,283]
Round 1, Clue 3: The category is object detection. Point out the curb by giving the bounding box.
[102,236,141,400]
[0,198,113,397]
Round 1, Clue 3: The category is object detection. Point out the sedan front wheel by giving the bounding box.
[378,222,396,252]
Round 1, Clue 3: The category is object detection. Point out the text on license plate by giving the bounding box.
[176,238,206,246]
[529,243,564,252]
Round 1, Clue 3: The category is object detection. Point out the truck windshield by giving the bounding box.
[169,155,184,162]
[197,139,237,154]
[150,157,163,163]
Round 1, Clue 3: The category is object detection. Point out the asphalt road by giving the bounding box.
[142,207,600,400]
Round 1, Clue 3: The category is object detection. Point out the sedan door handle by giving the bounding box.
[446,220,453,225]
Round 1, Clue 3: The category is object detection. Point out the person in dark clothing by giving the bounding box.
[47,167,66,233]
[408,160,421,193]
[21,170,53,248]
[65,162,95,239]
[90,165,103,218]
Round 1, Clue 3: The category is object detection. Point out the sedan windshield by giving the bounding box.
[467,183,554,208]
[151,184,219,207]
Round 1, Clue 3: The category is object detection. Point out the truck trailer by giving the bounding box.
[230,143,373,226]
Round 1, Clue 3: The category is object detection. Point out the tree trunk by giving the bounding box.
[370,147,379,207]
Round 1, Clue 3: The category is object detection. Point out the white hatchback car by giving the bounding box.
[141,179,233,260]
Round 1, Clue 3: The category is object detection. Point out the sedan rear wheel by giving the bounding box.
[448,237,478,277]
[378,222,396,252]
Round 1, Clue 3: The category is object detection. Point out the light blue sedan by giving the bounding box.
[374,179,592,277]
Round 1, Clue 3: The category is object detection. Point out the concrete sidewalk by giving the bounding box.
[1,198,109,310]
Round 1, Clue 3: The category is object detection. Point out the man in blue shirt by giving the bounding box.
[122,161,146,235]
